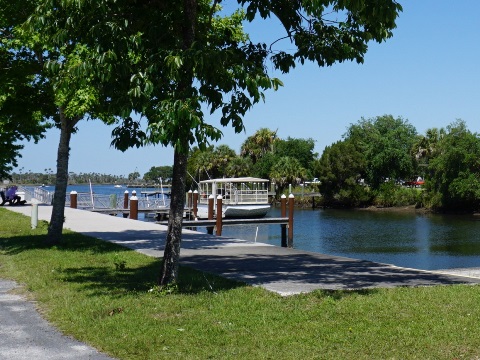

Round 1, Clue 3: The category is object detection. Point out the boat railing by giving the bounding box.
[198,189,269,205]
[64,193,112,209]
[21,186,169,210]
[136,196,169,210]
[64,192,169,210]
[26,186,54,204]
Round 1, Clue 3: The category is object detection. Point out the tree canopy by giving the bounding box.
[346,115,417,189]
[425,120,480,212]
[0,1,52,179]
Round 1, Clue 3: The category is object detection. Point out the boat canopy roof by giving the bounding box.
[199,177,269,184]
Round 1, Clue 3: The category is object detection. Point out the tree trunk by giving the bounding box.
[158,0,197,285]
[46,108,77,245]
[159,145,188,285]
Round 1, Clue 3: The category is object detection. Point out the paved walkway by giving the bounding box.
[0,279,114,360]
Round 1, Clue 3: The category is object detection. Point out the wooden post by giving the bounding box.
[281,194,287,247]
[207,195,214,234]
[123,190,129,217]
[216,195,223,236]
[193,190,198,219]
[130,193,138,220]
[70,191,77,209]
[288,194,294,248]
[187,190,192,208]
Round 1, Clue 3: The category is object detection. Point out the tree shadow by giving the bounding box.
[0,232,245,296]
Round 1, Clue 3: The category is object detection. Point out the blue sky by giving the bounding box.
[17,0,480,177]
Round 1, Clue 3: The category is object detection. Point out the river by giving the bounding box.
[37,184,480,271]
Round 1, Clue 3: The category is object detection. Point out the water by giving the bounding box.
[35,184,480,271]
[212,207,480,271]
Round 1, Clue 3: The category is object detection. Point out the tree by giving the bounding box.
[0,1,51,180]
[411,127,446,179]
[28,0,402,285]
[270,156,307,194]
[226,156,252,178]
[241,128,279,164]
[316,139,368,206]
[3,0,119,245]
[346,115,417,189]
[211,145,237,178]
[187,146,215,185]
[128,171,141,182]
[425,120,480,212]
[143,166,173,183]
[274,137,317,172]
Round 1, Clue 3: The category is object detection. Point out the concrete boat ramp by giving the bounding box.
[5,204,480,295]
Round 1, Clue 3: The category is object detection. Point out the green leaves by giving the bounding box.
[426,120,480,211]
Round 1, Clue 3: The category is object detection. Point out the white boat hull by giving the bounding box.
[194,204,270,219]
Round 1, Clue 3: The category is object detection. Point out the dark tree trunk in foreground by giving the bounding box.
[159,0,197,285]
[159,146,188,285]
[46,108,79,245]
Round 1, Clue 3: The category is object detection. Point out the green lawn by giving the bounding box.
[1,207,480,359]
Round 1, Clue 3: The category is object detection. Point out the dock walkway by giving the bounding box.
[5,204,480,295]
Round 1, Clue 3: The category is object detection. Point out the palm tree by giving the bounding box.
[240,128,278,164]
[226,156,252,178]
[212,145,236,177]
[269,156,307,195]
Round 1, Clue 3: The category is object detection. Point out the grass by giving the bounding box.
[1,208,480,359]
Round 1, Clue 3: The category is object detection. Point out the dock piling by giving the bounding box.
[288,194,294,248]
[281,194,287,247]
[193,190,198,219]
[216,195,223,236]
[130,193,138,220]
[70,191,77,209]
[207,195,214,234]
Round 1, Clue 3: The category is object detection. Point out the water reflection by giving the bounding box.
[217,207,480,270]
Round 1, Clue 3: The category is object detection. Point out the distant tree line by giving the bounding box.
[186,116,480,212]
[7,167,174,185]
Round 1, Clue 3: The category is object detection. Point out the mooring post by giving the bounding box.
[130,193,138,220]
[70,191,77,209]
[288,194,295,248]
[187,190,193,220]
[193,190,198,219]
[207,195,214,234]
[216,195,223,236]
[281,194,287,247]
[187,190,193,208]
[123,190,129,217]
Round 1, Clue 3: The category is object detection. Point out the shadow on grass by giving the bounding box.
[58,263,245,297]
[0,232,245,296]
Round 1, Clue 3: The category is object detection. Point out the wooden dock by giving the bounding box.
[157,217,288,227]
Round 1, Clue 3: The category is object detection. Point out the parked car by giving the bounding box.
[404,177,424,187]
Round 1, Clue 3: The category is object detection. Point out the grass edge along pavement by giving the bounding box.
[2,208,480,359]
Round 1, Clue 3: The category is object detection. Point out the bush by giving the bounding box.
[374,183,422,207]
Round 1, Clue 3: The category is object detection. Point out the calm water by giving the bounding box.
[39,184,480,271]
[210,207,480,271]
